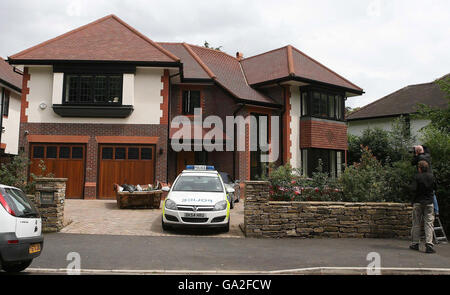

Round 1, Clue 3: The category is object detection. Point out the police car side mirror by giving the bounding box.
[226,187,235,194]
[162,186,170,192]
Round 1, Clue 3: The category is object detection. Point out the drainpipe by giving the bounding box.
[277,83,286,165]
[232,103,246,181]
[0,87,3,155]
[167,72,181,182]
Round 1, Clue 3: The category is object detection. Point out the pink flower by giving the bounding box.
[315,187,319,193]
[291,180,296,185]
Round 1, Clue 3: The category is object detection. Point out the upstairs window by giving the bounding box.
[182,90,201,115]
[64,74,123,105]
[300,88,345,121]
[2,90,9,117]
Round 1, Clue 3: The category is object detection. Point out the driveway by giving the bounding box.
[60,199,244,238]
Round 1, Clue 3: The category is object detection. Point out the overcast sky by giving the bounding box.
[1,0,449,108]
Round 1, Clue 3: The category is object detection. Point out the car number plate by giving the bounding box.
[29,243,41,254]
[184,213,205,218]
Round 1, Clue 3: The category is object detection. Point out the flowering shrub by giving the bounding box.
[264,163,343,201]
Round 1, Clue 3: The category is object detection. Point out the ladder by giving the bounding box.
[433,216,448,244]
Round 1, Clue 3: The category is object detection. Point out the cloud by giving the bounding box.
[1,0,449,108]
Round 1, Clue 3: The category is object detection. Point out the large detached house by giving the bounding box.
[8,15,363,199]
[347,74,448,144]
[0,58,22,157]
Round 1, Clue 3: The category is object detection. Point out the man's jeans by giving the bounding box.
[411,203,435,245]
[433,193,439,215]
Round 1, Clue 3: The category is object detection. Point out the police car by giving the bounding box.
[161,165,233,232]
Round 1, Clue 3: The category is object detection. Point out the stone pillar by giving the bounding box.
[244,181,271,238]
[33,178,67,232]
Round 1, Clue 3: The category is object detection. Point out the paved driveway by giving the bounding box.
[60,199,244,238]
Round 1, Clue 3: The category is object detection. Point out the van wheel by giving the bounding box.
[2,260,32,273]
[230,198,235,209]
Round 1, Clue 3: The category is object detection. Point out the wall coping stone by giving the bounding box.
[34,177,68,182]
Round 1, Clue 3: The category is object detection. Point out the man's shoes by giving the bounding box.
[409,244,419,251]
[425,244,436,254]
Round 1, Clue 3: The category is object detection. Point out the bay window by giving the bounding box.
[300,88,345,121]
[301,148,345,177]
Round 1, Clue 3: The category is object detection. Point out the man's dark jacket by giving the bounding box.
[410,172,436,205]
[411,146,433,174]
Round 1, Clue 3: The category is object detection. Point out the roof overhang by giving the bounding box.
[346,113,411,122]
[250,75,364,97]
[7,58,182,69]
[0,79,21,94]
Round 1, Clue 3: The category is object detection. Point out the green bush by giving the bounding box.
[0,153,34,194]
[264,162,343,201]
[0,153,54,194]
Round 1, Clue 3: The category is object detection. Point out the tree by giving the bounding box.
[415,75,450,233]
[203,41,222,51]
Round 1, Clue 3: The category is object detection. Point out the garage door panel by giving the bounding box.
[98,145,155,199]
[30,144,85,199]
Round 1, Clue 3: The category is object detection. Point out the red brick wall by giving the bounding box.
[20,122,168,199]
[300,119,348,150]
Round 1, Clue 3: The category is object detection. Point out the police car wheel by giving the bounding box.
[230,198,234,209]
[162,219,171,231]
[222,220,230,233]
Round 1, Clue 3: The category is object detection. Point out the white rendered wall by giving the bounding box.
[347,117,431,145]
[1,90,21,155]
[26,66,164,124]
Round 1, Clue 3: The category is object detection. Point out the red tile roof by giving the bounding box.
[0,58,22,91]
[9,15,179,63]
[241,45,363,93]
[159,42,277,105]
[159,43,210,80]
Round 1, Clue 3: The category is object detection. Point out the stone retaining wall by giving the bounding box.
[244,181,413,239]
[29,178,67,233]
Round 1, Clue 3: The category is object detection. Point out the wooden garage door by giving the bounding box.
[30,144,85,199]
[98,145,155,199]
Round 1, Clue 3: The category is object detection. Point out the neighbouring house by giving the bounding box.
[347,74,449,144]
[0,58,22,158]
[8,14,363,199]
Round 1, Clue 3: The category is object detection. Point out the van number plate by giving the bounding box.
[184,213,205,218]
[29,243,41,254]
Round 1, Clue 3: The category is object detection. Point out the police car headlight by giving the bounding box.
[214,200,228,211]
[165,199,177,210]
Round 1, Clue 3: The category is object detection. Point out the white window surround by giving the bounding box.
[51,72,135,106]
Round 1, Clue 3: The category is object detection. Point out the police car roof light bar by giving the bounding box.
[186,165,215,171]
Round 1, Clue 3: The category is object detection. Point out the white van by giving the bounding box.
[0,184,43,272]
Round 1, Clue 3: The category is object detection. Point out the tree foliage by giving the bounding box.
[203,41,222,51]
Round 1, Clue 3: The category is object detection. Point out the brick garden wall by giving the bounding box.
[244,181,413,239]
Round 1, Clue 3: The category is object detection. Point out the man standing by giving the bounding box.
[410,160,436,254]
[411,145,439,215]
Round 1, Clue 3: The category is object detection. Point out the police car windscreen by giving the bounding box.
[172,175,224,192]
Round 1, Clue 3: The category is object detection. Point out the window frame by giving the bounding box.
[181,90,201,115]
[300,87,345,121]
[62,73,123,106]
[301,148,345,177]
[2,89,9,117]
